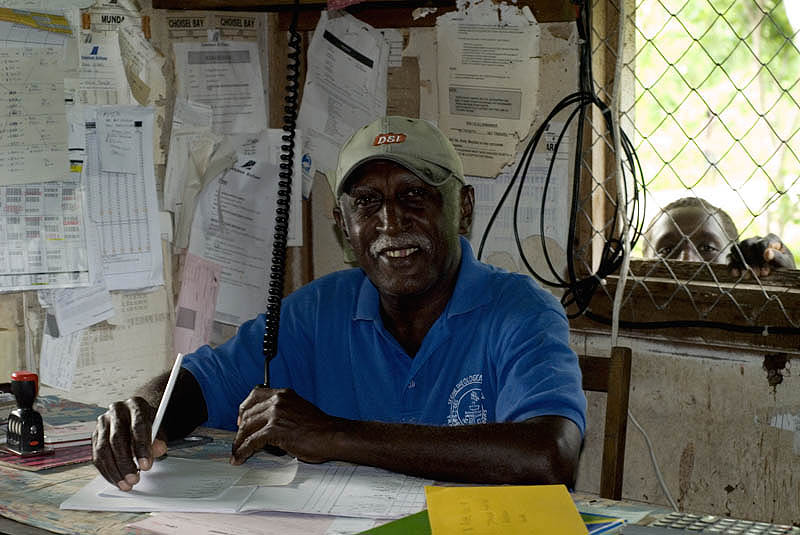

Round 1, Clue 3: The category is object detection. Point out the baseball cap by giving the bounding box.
[331,116,465,197]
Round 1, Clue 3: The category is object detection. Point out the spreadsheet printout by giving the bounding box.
[83,106,163,291]
[0,164,91,291]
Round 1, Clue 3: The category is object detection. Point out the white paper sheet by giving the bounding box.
[0,1,92,9]
[127,512,377,535]
[241,463,430,519]
[0,47,68,185]
[173,136,234,250]
[0,9,72,47]
[163,99,214,217]
[39,287,172,405]
[187,157,282,326]
[64,460,428,521]
[173,40,267,134]
[39,330,80,391]
[0,162,91,291]
[118,23,169,165]
[436,1,540,177]
[62,473,255,514]
[173,253,221,356]
[228,130,304,246]
[83,106,164,291]
[468,122,570,272]
[100,457,249,499]
[297,10,388,197]
[46,277,114,337]
[79,33,134,105]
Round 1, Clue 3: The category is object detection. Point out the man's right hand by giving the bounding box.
[92,396,167,491]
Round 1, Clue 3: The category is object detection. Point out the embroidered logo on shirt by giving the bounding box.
[447,374,487,425]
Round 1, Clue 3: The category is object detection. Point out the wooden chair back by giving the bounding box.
[578,346,632,500]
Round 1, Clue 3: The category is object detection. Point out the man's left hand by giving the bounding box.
[230,387,339,465]
[729,233,796,277]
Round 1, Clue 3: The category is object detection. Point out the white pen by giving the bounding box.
[151,353,184,444]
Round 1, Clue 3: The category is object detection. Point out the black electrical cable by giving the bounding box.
[477,0,646,319]
[477,0,799,335]
[262,0,301,385]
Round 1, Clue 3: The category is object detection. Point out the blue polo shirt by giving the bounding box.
[183,237,586,435]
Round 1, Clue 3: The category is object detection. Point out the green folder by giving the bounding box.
[359,510,431,534]
[360,510,625,534]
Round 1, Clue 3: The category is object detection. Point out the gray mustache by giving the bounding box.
[369,234,432,257]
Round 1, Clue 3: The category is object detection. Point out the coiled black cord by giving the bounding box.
[263,0,301,385]
[477,0,645,319]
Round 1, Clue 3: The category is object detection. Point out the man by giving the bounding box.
[644,197,795,275]
[93,116,586,492]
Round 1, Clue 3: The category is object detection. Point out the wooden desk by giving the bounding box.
[0,397,668,534]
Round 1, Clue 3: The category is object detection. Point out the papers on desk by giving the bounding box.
[62,458,430,521]
[128,511,377,535]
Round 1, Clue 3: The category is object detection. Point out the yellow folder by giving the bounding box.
[424,484,589,535]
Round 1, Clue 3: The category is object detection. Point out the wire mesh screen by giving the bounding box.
[578,0,800,337]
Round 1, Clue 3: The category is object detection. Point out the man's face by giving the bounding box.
[333,160,473,298]
[648,206,732,263]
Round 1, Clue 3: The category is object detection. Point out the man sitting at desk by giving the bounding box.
[644,196,795,275]
[92,116,587,492]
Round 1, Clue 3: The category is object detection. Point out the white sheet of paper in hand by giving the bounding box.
[99,457,248,499]
[61,456,300,514]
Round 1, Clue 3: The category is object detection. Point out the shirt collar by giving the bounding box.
[354,236,493,321]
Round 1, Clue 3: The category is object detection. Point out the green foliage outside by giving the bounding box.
[632,0,800,264]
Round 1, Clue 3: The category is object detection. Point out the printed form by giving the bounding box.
[63,459,428,520]
[297,10,388,197]
[79,33,134,106]
[188,130,303,326]
[39,287,173,405]
[83,106,163,291]
[437,1,541,177]
[187,157,282,326]
[0,47,69,185]
[173,40,267,134]
[469,122,571,274]
[0,163,91,291]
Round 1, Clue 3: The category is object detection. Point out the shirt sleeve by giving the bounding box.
[181,315,267,430]
[180,290,315,431]
[493,303,587,436]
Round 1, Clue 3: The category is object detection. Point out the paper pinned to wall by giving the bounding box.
[0,162,92,292]
[468,122,570,274]
[173,40,267,135]
[39,331,81,391]
[163,99,214,217]
[436,0,540,177]
[0,47,68,185]
[297,10,389,198]
[40,287,172,406]
[83,106,164,291]
[0,8,72,45]
[79,32,134,105]
[40,278,114,338]
[174,253,221,356]
[188,157,282,326]
[228,130,304,247]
